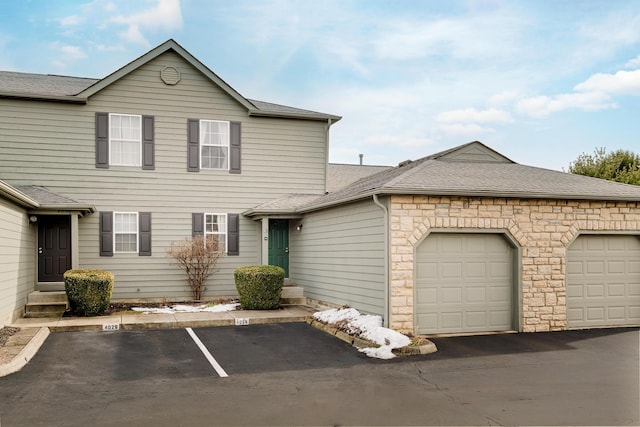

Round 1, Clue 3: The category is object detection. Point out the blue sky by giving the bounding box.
[2,0,640,170]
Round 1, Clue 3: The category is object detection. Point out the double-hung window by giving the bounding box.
[110,113,142,166]
[200,120,229,170]
[205,213,227,252]
[114,212,138,253]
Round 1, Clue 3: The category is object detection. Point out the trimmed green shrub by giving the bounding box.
[234,265,285,310]
[64,269,114,316]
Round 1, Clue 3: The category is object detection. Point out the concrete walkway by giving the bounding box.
[0,305,314,377]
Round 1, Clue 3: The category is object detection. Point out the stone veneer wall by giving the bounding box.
[390,195,640,333]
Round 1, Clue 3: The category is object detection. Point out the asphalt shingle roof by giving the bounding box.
[327,164,392,192]
[0,71,336,119]
[0,71,98,97]
[298,142,640,212]
[13,185,82,205]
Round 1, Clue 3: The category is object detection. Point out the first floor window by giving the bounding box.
[205,213,227,252]
[110,113,142,166]
[200,120,229,170]
[114,212,138,253]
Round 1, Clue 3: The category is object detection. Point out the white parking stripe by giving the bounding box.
[185,328,229,378]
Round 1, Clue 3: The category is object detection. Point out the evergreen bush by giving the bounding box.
[234,265,285,310]
[64,269,114,316]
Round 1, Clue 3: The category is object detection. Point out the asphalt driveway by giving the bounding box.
[0,323,637,426]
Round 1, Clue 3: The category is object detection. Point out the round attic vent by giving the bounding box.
[160,66,180,85]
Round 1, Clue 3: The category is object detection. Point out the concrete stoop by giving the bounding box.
[306,318,437,356]
[281,286,306,305]
[24,291,68,318]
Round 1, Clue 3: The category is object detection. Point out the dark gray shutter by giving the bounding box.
[192,213,204,237]
[100,211,113,256]
[95,113,109,168]
[138,212,152,256]
[229,121,241,174]
[227,213,239,256]
[142,116,154,170]
[187,119,200,172]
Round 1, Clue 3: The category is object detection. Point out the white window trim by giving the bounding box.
[199,119,230,171]
[109,113,142,167]
[113,211,139,254]
[204,212,228,254]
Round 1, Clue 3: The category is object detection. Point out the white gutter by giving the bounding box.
[373,194,390,328]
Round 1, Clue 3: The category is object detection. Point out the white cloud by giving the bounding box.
[487,91,520,107]
[437,108,513,124]
[625,55,640,69]
[574,69,640,96]
[516,92,617,117]
[111,0,183,46]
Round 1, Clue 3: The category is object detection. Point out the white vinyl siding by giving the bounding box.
[110,113,141,166]
[205,213,227,252]
[114,212,138,253]
[200,120,229,170]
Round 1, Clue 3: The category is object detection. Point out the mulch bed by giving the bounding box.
[0,327,20,348]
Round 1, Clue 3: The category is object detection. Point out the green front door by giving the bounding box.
[268,219,289,277]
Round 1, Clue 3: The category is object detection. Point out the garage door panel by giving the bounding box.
[441,312,463,329]
[567,261,584,274]
[416,288,437,305]
[466,262,486,278]
[416,233,514,334]
[567,284,583,298]
[441,262,463,278]
[567,235,640,328]
[441,288,462,304]
[415,262,437,279]
[607,283,625,297]
[466,287,486,303]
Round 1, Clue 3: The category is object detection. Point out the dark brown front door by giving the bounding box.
[38,215,72,282]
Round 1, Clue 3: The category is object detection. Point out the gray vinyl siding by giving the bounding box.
[0,198,35,326]
[0,51,328,299]
[289,199,386,316]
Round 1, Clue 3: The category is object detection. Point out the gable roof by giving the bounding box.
[0,39,341,122]
[243,141,640,216]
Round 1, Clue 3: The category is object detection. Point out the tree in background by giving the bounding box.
[568,148,640,185]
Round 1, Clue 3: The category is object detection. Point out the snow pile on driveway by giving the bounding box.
[313,307,411,359]
[132,303,240,314]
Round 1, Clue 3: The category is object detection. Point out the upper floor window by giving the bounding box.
[200,120,229,170]
[96,112,154,170]
[110,114,142,166]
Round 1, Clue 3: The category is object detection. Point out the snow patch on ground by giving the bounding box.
[132,303,240,314]
[314,307,411,359]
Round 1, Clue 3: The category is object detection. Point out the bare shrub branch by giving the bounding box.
[166,235,223,301]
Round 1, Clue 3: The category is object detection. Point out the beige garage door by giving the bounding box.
[415,233,515,335]
[567,235,640,329]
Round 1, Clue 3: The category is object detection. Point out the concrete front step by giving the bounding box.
[27,291,68,304]
[281,286,305,305]
[25,291,68,318]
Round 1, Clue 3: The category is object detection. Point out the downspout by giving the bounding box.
[373,194,390,328]
[324,119,332,194]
